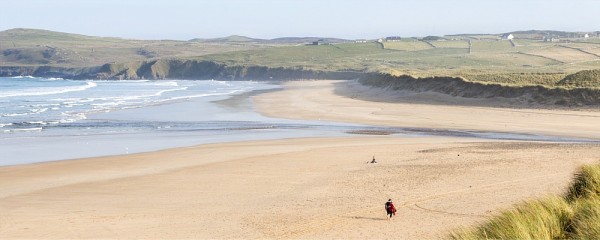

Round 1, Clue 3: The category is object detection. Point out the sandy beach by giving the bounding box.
[254,80,600,139]
[2,80,600,239]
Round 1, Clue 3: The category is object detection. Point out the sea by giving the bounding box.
[0,77,369,166]
[1,77,596,166]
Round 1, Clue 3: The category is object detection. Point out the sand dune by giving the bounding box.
[2,80,600,239]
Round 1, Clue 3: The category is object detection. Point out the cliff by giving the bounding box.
[0,60,365,80]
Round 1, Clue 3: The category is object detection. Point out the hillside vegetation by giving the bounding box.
[2,28,600,90]
[558,69,600,88]
[359,73,600,106]
[0,28,271,67]
[452,163,600,239]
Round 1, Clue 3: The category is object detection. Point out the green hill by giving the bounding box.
[0,28,264,67]
[190,35,265,43]
[3,28,600,90]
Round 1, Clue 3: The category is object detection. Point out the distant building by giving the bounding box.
[376,38,384,43]
[310,39,329,45]
[354,39,368,43]
[501,33,514,40]
[584,33,590,38]
[385,36,402,42]
[543,36,560,42]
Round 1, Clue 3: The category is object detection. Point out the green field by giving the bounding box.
[2,28,600,87]
[382,39,433,51]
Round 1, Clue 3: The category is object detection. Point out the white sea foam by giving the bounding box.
[107,80,150,83]
[1,112,31,117]
[162,89,243,102]
[30,108,49,113]
[27,121,48,125]
[9,76,36,79]
[58,112,87,123]
[151,81,179,87]
[3,127,43,133]
[101,87,189,103]
[0,81,97,98]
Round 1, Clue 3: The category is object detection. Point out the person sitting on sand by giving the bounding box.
[370,156,377,164]
[385,199,396,220]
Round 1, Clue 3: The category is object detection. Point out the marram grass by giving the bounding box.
[450,197,572,240]
[451,163,600,240]
[569,197,600,239]
[566,164,600,201]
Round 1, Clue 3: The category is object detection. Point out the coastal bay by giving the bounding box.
[2,80,599,238]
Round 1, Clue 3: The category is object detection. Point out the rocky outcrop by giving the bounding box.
[0,60,365,80]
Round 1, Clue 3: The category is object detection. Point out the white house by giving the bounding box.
[501,33,514,40]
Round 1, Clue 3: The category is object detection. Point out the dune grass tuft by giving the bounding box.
[451,197,572,240]
[569,197,600,239]
[451,163,600,239]
[566,164,600,201]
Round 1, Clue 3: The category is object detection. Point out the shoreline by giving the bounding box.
[3,137,599,239]
[6,79,594,167]
[2,79,600,238]
[253,80,600,140]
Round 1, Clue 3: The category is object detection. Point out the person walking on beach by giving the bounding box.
[385,199,396,220]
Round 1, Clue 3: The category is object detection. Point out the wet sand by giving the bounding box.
[2,80,600,239]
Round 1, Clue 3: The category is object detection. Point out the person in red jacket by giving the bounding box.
[385,199,396,220]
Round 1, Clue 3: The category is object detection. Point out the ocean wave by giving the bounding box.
[43,77,64,81]
[51,86,188,105]
[162,89,243,101]
[58,112,87,123]
[30,108,49,113]
[0,81,97,98]
[151,81,179,87]
[103,80,150,83]
[8,76,36,79]
[105,87,189,102]
[25,121,48,125]
[1,107,51,117]
[1,112,31,117]
[209,80,233,87]
[2,127,43,133]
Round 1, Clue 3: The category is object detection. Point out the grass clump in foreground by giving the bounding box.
[451,164,600,239]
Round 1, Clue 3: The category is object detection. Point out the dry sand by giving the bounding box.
[2,80,600,239]
[254,80,600,139]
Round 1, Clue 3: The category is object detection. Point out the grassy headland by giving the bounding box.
[2,28,600,105]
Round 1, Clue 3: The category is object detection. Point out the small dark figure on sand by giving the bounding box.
[385,199,396,220]
[370,156,377,164]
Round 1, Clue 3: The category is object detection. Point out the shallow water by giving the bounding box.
[0,77,597,166]
[0,77,362,165]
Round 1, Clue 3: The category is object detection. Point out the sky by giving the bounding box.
[1,0,599,40]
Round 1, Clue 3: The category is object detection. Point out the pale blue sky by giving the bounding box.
[1,0,598,40]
